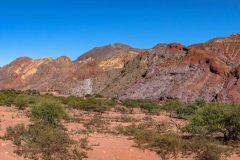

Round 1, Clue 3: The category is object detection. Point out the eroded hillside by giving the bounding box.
[1,34,240,103]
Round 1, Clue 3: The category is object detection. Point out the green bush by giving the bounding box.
[26,123,72,160]
[176,105,196,119]
[123,99,160,113]
[117,122,225,160]
[65,96,117,112]
[14,95,30,110]
[161,99,184,111]
[0,93,7,105]
[150,133,192,159]
[2,96,15,106]
[31,100,68,125]
[175,101,206,119]
[156,136,223,160]
[24,89,40,95]
[185,103,240,141]
[0,89,40,108]
[0,90,117,113]
[0,89,21,97]
[4,122,85,160]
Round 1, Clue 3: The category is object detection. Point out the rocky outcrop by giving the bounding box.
[190,34,240,64]
[1,35,240,103]
[76,43,132,61]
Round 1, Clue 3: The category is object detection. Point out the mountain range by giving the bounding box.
[1,34,240,103]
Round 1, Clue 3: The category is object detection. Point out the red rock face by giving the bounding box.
[1,34,240,103]
[190,34,240,64]
[188,34,240,103]
[183,48,230,75]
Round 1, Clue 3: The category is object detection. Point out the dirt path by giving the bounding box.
[87,133,160,160]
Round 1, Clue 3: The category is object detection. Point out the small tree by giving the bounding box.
[185,103,240,141]
[14,95,29,110]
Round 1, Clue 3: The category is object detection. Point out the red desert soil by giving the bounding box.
[0,106,29,160]
[0,106,240,160]
[87,133,160,160]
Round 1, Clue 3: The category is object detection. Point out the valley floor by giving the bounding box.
[0,106,240,160]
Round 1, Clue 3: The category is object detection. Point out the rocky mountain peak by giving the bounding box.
[55,56,73,65]
[76,43,132,61]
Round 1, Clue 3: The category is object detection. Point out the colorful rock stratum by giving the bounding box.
[1,34,240,103]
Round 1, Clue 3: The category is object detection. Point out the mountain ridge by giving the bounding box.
[1,34,240,103]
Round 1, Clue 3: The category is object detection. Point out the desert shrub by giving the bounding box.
[62,96,81,107]
[5,122,85,160]
[121,124,161,145]
[14,95,30,110]
[123,99,139,108]
[0,90,19,106]
[117,123,142,136]
[176,105,197,119]
[25,123,72,160]
[150,133,192,159]
[161,99,184,111]
[117,123,226,160]
[0,93,7,105]
[197,144,222,160]
[175,100,206,119]
[83,114,109,133]
[0,90,117,112]
[80,97,117,111]
[4,96,86,160]
[24,89,40,95]
[117,122,168,144]
[149,135,224,160]
[123,99,160,113]
[4,124,28,146]
[31,100,68,125]
[2,96,15,106]
[65,96,117,112]
[0,89,41,108]
[185,103,240,141]
[0,89,22,97]
[104,98,117,107]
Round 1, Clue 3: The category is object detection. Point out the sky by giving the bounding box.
[0,0,240,66]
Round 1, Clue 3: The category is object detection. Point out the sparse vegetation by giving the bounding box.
[2,93,88,160]
[161,99,185,116]
[4,124,28,146]
[123,99,160,113]
[175,100,206,119]
[63,96,117,112]
[83,114,109,133]
[117,122,228,160]
[4,122,87,160]
[14,95,31,110]
[1,89,240,160]
[0,89,117,112]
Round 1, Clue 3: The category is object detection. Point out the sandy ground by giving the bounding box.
[0,106,240,160]
[87,133,160,160]
[0,106,29,160]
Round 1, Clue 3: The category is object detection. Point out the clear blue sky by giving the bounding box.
[0,0,239,66]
